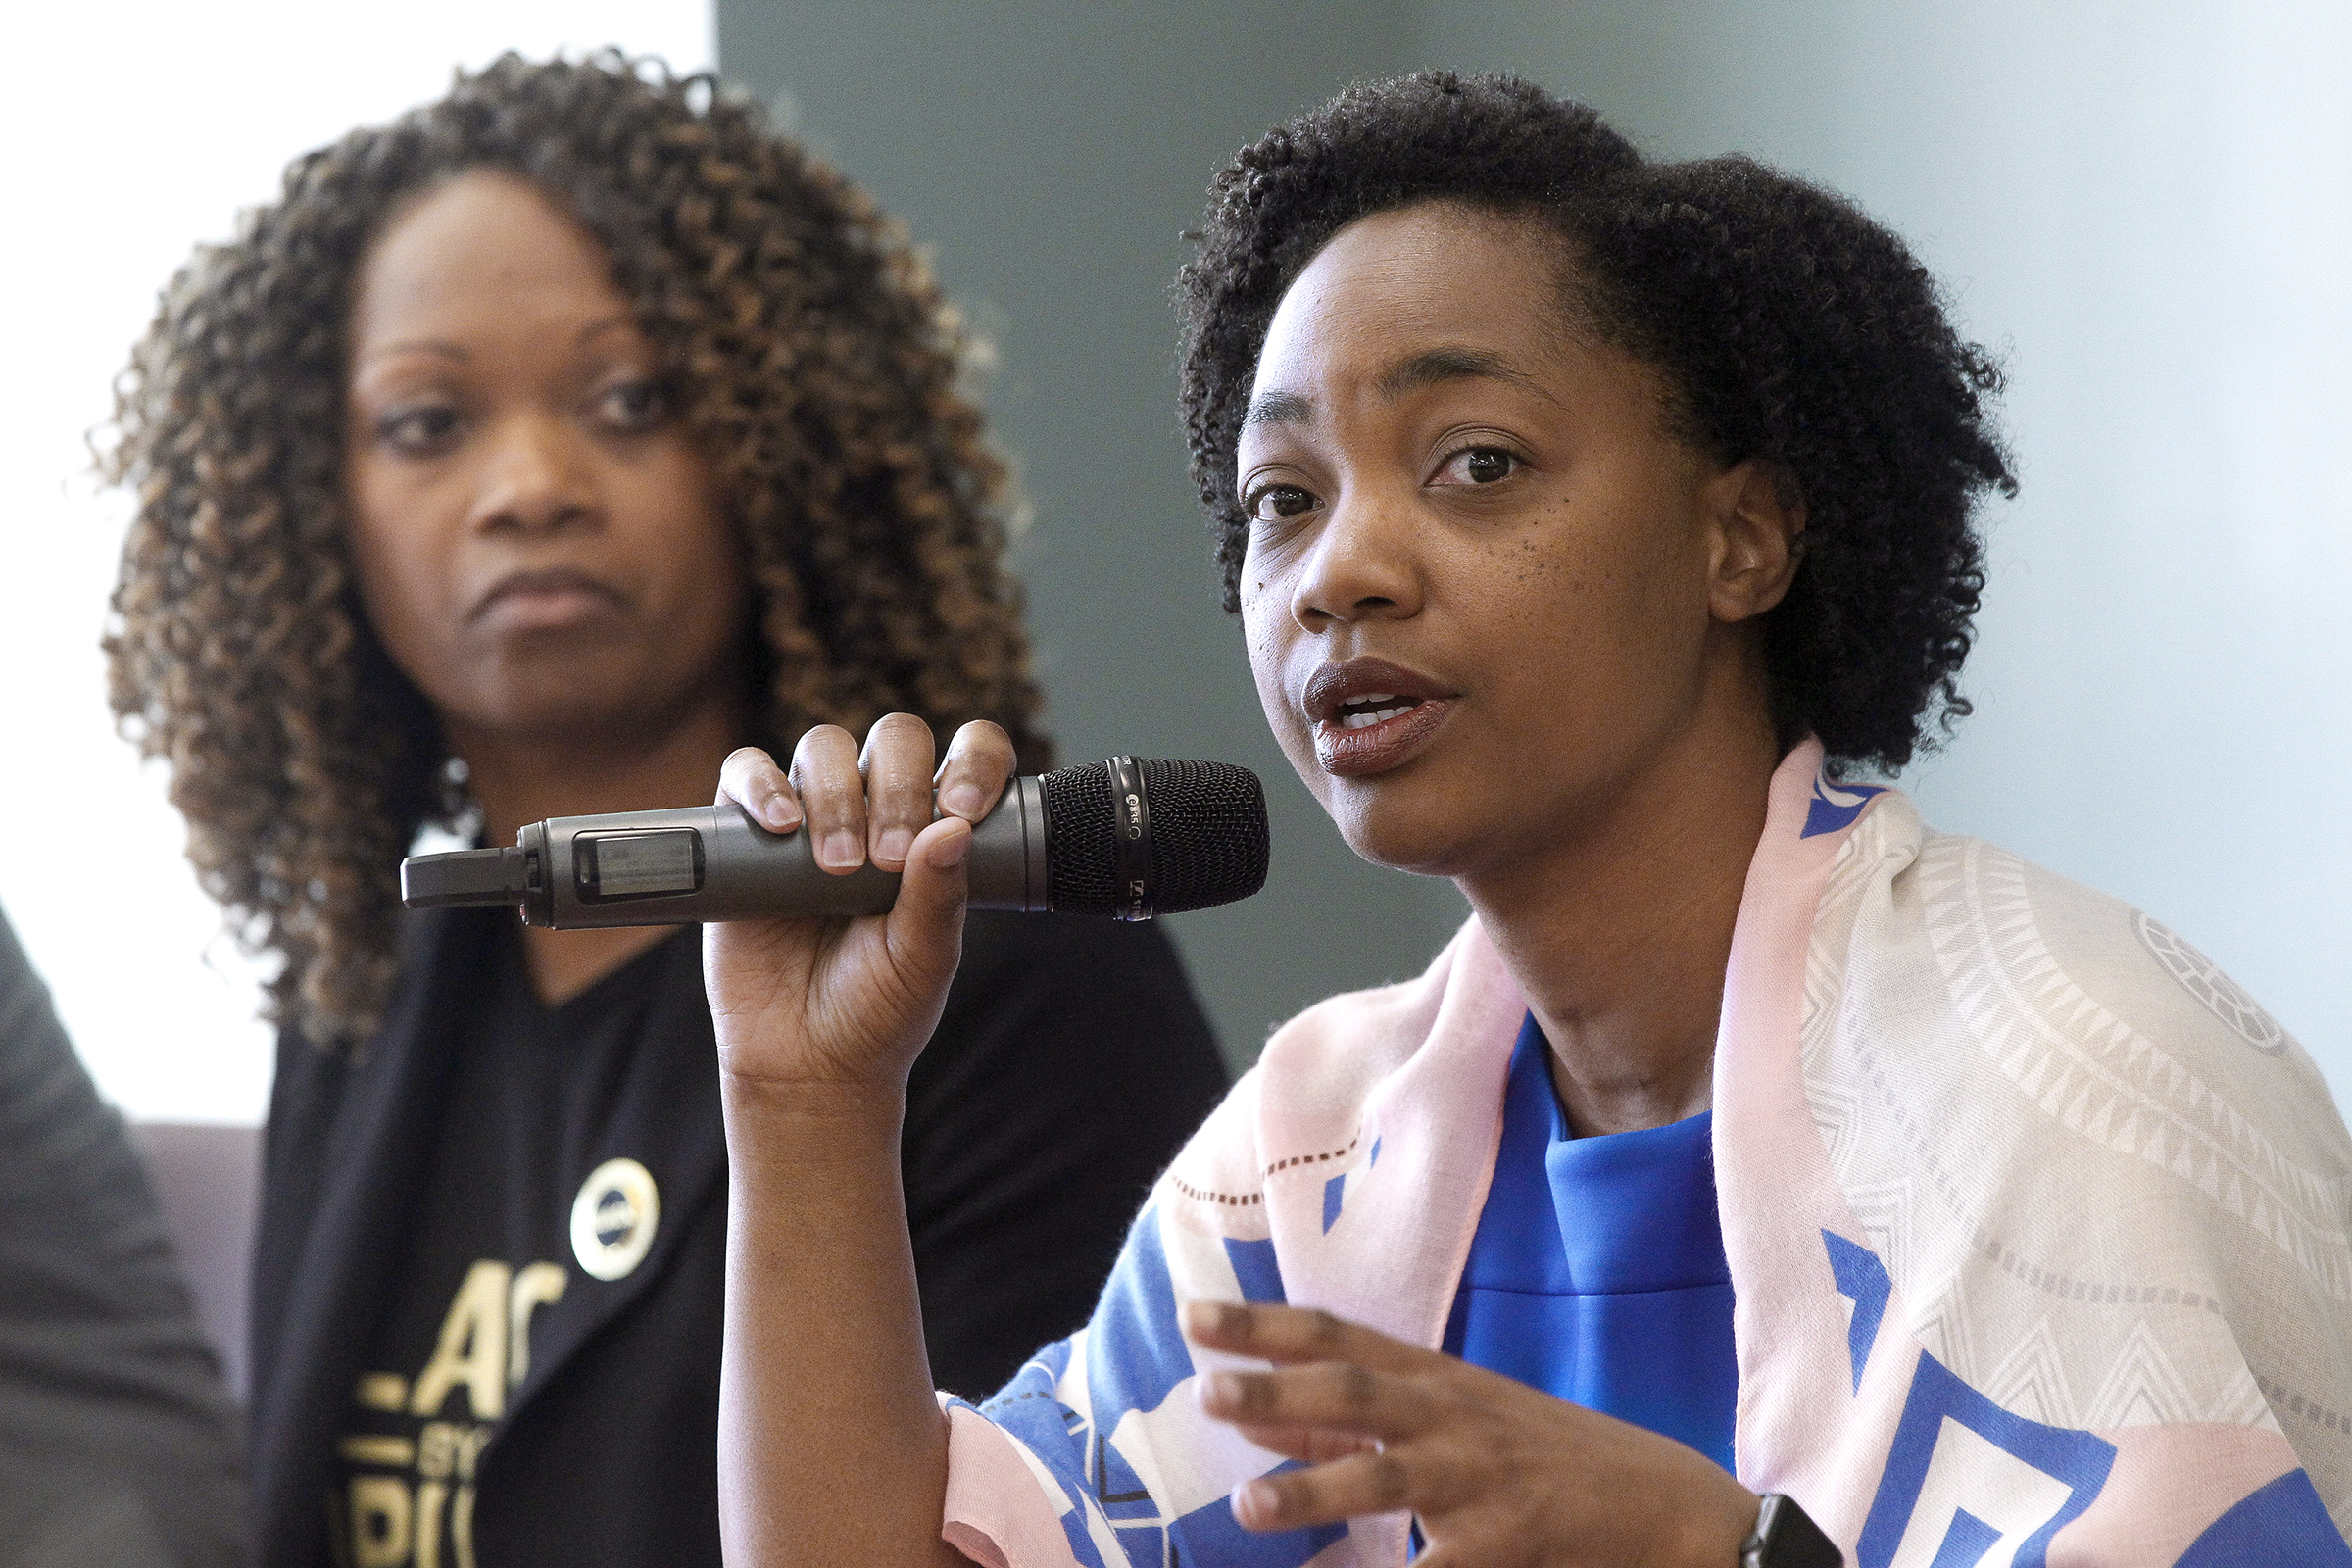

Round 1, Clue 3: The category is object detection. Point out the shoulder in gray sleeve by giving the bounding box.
[0,902,244,1567]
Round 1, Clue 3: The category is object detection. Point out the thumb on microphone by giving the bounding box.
[877,813,971,1012]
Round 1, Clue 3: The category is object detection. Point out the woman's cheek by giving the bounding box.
[1236,578,1312,770]
[342,525,445,683]
[1237,547,1289,661]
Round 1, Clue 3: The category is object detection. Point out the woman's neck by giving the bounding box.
[447,683,752,1004]
[1457,705,1783,1140]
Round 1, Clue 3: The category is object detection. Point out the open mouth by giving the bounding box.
[1330,693,1426,731]
[1301,660,1456,777]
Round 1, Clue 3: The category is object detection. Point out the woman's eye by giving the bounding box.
[596,378,669,428]
[1244,483,1317,522]
[1435,446,1519,486]
[376,405,462,453]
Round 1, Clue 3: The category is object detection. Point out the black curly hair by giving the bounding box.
[1178,72,2015,774]
[104,53,1049,1045]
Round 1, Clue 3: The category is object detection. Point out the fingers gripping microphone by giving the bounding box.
[398,758,1269,929]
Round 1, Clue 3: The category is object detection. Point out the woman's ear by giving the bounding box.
[1706,459,1805,625]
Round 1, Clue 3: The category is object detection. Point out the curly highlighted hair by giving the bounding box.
[1178,72,2015,774]
[104,52,1049,1046]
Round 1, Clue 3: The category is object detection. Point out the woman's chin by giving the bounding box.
[455,682,672,752]
[1328,795,1488,881]
[449,644,742,753]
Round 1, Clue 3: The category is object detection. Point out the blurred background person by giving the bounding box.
[0,900,240,1567]
[100,53,1225,1568]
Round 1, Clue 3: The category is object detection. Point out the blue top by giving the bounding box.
[1442,1015,1738,1470]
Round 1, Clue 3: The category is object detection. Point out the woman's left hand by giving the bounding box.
[1184,1301,1760,1568]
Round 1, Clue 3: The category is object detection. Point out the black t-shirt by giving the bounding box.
[274,908,1228,1568]
[335,922,665,1568]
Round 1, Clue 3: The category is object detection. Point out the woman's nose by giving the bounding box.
[468,412,597,535]
[1289,488,1423,631]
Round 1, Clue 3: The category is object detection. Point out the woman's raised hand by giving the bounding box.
[1184,1302,1761,1568]
[705,714,1017,1091]
[709,713,1005,1568]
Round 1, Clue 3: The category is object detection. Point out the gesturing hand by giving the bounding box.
[1184,1301,1759,1568]
[705,714,1016,1093]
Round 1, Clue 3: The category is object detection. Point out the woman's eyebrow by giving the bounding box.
[575,315,643,349]
[1244,388,1316,428]
[1244,345,1555,429]
[1376,345,1554,403]
[355,338,467,367]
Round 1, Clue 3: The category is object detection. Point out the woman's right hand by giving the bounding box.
[704,713,1017,1093]
[710,714,1002,1568]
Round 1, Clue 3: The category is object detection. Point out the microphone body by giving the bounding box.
[399,758,1267,929]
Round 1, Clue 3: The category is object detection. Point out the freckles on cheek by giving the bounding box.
[1236,569,1276,668]
[1243,617,1287,721]
[1239,592,1316,771]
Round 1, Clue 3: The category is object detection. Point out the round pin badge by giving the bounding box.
[569,1157,660,1281]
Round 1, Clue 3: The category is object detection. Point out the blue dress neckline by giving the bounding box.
[1442,1013,1738,1469]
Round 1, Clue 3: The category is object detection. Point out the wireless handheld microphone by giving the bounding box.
[398,757,1269,929]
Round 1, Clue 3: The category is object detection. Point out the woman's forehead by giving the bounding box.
[1251,205,1570,400]
[350,172,628,350]
[1244,208,1601,437]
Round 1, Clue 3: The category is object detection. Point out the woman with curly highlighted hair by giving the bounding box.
[709,74,2352,1566]
[103,53,1226,1568]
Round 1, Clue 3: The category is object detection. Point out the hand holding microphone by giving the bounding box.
[700,719,1013,1094]
[398,716,1267,1094]
[400,729,1269,927]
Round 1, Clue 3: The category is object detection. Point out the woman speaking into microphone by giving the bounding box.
[710,73,2352,1568]
[101,54,1227,1568]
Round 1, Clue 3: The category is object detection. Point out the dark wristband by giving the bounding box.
[1740,1494,1842,1567]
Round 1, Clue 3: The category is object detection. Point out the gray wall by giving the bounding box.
[715,1,1464,1070]
[719,3,2351,1103]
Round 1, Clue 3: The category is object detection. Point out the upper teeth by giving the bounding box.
[1338,695,1413,729]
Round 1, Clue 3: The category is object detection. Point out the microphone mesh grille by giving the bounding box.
[1040,759,1269,916]
[1139,758,1269,914]
[1040,760,1117,913]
